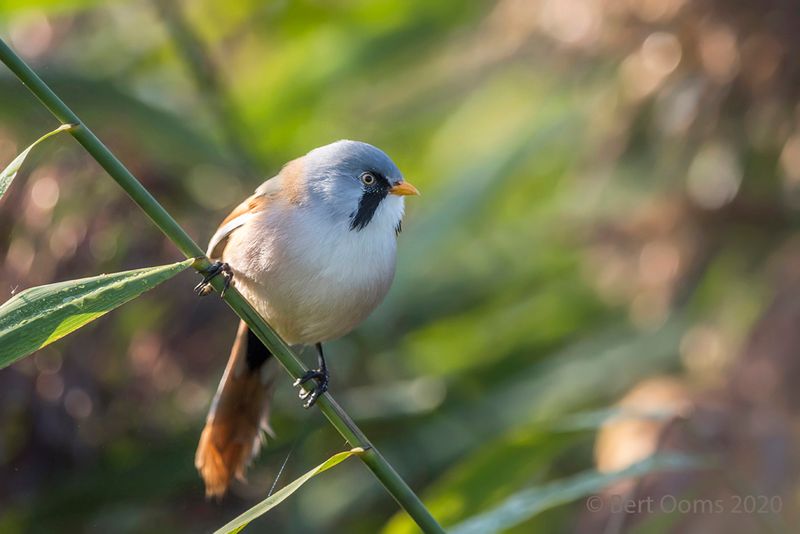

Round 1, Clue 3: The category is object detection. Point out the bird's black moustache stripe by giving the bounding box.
[350,190,388,230]
[350,172,391,231]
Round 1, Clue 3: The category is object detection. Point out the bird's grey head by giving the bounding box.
[302,140,417,232]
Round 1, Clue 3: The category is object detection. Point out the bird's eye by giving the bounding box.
[360,172,376,186]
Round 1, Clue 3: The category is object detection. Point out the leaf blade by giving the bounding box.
[0,259,192,367]
[215,448,365,534]
[0,123,73,200]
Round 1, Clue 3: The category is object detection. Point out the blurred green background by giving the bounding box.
[1,0,800,532]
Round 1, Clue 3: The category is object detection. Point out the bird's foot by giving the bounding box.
[293,368,329,408]
[194,261,233,297]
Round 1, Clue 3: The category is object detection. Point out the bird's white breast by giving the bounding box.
[222,196,402,345]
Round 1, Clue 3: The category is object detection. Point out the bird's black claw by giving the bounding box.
[293,369,329,408]
[194,261,233,297]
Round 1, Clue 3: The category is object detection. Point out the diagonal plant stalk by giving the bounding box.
[152,0,260,177]
[0,38,444,534]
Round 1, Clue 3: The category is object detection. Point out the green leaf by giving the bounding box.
[449,453,708,534]
[216,448,365,534]
[0,259,192,368]
[0,123,73,200]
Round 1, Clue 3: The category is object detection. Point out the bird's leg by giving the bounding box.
[293,343,329,408]
[194,261,234,297]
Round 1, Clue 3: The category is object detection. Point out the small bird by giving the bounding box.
[194,140,419,497]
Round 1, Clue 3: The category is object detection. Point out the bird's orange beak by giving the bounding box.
[389,181,420,196]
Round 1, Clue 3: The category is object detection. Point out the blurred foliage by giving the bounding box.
[1,0,799,532]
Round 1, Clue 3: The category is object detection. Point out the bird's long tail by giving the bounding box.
[195,319,277,498]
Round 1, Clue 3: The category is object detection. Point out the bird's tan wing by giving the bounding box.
[206,158,305,260]
[206,188,274,260]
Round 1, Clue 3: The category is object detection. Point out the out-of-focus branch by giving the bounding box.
[153,0,260,177]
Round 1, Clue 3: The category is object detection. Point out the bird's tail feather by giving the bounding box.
[195,320,276,498]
